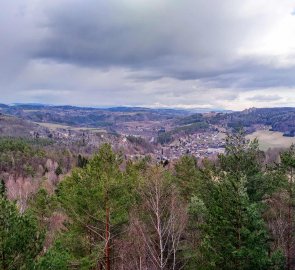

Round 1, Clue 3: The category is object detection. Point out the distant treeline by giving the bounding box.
[178,107,295,136]
[0,104,189,129]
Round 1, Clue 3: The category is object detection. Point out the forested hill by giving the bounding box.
[4,103,295,137]
[224,107,295,134]
[0,104,190,128]
[178,107,295,135]
[0,114,47,137]
[1,133,295,269]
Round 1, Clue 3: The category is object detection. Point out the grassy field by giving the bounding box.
[35,122,106,132]
[246,130,295,151]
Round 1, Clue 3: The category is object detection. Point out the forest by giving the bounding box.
[1,133,295,270]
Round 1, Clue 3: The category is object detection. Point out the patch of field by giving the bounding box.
[23,110,40,112]
[35,122,106,132]
[246,130,295,151]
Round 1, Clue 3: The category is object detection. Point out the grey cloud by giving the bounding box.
[0,0,295,109]
[199,59,295,89]
[31,4,225,63]
[247,94,283,102]
[31,0,295,90]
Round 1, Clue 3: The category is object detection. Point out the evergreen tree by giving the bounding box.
[189,134,284,269]
[57,144,135,269]
[174,155,201,202]
[0,193,44,269]
[198,174,273,269]
[277,144,295,270]
[219,132,267,202]
[77,154,88,168]
[0,179,5,197]
[35,241,72,270]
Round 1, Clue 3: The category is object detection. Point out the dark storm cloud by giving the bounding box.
[197,59,295,89]
[35,0,177,68]
[32,0,295,90]
[36,1,231,70]
[0,0,295,108]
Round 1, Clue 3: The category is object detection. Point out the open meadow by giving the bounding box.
[35,122,106,132]
[246,130,295,151]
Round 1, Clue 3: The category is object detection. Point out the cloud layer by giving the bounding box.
[1,0,295,110]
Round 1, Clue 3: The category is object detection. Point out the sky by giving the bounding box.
[1,0,295,110]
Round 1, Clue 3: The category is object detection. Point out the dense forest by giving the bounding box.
[178,107,295,135]
[0,104,189,129]
[1,133,295,269]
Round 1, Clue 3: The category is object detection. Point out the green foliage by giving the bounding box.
[274,144,295,269]
[77,154,88,168]
[157,132,173,145]
[55,165,63,176]
[0,137,45,177]
[56,143,136,267]
[0,195,44,270]
[1,133,292,269]
[177,113,205,125]
[172,122,209,135]
[0,179,5,197]
[35,241,72,270]
[28,189,60,230]
[0,137,46,155]
[0,137,32,153]
[186,133,285,269]
[280,144,295,169]
[24,164,35,177]
[198,175,272,269]
[174,155,201,201]
[219,132,269,202]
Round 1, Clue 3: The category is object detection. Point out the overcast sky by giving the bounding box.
[1,0,295,110]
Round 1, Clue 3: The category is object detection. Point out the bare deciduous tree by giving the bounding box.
[130,167,187,270]
[6,175,38,213]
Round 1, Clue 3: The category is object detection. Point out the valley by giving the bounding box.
[2,104,295,163]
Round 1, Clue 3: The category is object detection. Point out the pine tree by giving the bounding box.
[219,131,267,202]
[198,174,272,269]
[278,144,295,270]
[57,144,135,269]
[174,155,201,202]
[0,192,44,269]
[189,133,283,269]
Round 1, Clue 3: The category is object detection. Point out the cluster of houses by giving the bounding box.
[155,131,226,160]
[28,123,227,163]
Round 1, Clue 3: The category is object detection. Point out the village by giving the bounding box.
[155,131,226,161]
[28,120,227,163]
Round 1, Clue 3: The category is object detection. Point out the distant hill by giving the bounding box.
[215,107,295,135]
[0,103,191,128]
[2,104,295,137]
[0,114,47,137]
